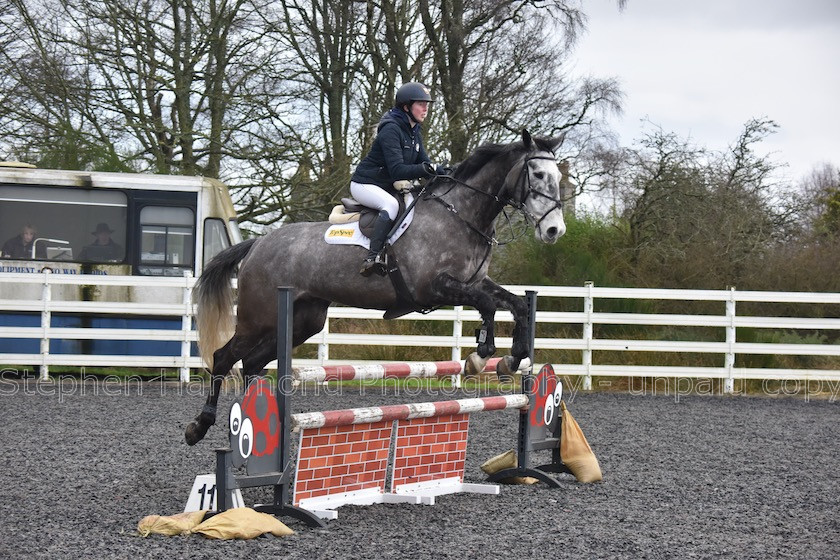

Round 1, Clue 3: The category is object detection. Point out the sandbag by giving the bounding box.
[560,401,602,483]
[191,507,294,539]
[480,449,538,485]
[137,510,207,537]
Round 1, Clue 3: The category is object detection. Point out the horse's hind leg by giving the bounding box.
[240,335,277,387]
[236,296,328,384]
[185,338,238,445]
[185,333,266,445]
[292,295,330,347]
[185,296,329,445]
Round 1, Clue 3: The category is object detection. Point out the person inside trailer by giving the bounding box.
[79,222,124,262]
[1,223,45,259]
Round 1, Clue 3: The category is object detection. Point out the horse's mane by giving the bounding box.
[452,136,557,181]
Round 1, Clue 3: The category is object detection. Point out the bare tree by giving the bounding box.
[750,163,840,294]
[0,0,129,170]
[262,0,371,222]
[356,0,431,154]
[417,0,589,160]
[618,120,785,289]
[0,0,316,228]
[794,163,840,238]
[1,0,627,229]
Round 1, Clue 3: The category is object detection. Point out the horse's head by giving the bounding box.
[448,129,568,243]
[502,130,567,244]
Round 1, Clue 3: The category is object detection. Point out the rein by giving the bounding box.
[422,178,495,286]
[420,150,564,285]
[424,151,564,243]
[382,149,564,315]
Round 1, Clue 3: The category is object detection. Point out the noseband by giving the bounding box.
[416,150,563,285]
[498,153,564,230]
[424,150,564,241]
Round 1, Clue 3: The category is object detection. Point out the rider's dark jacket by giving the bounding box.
[351,108,433,192]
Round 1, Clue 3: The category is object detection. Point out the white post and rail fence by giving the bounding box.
[1,273,839,392]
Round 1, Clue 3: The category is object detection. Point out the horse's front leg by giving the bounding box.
[431,273,499,364]
[185,339,238,445]
[478,278,531,366]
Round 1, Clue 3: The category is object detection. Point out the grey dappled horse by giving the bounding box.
[185,130,567,445]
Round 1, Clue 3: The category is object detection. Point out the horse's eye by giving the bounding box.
[533,171,545,181]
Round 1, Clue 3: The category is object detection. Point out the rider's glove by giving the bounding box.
[423,161,451,176]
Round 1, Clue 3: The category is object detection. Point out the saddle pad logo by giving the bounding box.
[324,192,415,249]
[327,228,355,238]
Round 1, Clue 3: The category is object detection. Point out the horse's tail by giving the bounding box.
[194,238,257,369]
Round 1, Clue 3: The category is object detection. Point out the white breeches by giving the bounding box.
[350,181,399,221]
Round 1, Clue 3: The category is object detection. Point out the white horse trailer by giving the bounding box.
[0,163,241,357]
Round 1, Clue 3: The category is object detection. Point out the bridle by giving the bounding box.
[424,151,564,241]
[499,153,565,232]
[418,150,564,283]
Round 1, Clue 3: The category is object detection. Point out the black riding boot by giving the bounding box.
[360,211,392,277]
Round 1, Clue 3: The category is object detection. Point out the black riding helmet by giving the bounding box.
[395,82,434,108]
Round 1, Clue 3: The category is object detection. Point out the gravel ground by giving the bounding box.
[1,375,838,560]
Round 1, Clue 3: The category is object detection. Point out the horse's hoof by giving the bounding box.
[464,352,489,377]
[185,421,208,446]
[496,355,519,383]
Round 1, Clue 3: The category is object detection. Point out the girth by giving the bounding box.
[381,245,439,319]
[331,183,439,319]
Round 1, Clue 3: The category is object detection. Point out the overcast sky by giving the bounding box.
[570,0,840,187]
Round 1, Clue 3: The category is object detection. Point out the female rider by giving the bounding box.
[350,82,446,276]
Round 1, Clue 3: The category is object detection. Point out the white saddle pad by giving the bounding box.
[324,193,415,249]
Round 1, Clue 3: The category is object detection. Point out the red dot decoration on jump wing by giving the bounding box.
[241,378,280,457]
[529,364,558,429]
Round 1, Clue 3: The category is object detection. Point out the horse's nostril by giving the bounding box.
[546,226,558,239]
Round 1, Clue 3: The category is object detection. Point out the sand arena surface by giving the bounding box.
[1,377,837,559]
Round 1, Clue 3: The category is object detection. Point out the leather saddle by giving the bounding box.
[328,189,409,239]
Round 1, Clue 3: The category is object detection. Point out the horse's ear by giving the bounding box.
[522,129,533,149]
[546,132,566,153]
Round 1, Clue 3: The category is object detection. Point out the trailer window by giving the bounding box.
[0,186,126,262]
[203,218,230,266]
[138,206,195,276]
